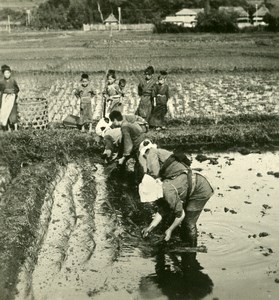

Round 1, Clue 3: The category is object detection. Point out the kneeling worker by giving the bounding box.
[139,141,214,246]
[109,111,147,165]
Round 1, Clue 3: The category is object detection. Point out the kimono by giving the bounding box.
[103,83,124,116]
[75,84,95,125]
[136,76,157,121]
[149,83,170,127]
[0,78,20,126]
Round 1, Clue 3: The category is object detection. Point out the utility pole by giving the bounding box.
[255,3,258,26]
[26,9,31,26]
[7,15,11,33]
[118,7,121,31]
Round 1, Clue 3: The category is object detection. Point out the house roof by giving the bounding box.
[104,13,118,23]
[253,5,270,16]
[191,8,204,14]
[219,6,249,17]
[176,8,199,16]
[163,15,197,23]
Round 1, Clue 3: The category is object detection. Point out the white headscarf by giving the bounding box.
[95,117,112,137]
[139,139,157,156]
[139,174,163,203]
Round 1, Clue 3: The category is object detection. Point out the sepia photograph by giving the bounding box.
[0,0,278,299]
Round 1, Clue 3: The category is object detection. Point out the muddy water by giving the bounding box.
[15,153,279,300]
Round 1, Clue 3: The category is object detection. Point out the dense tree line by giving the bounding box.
[0,8,26,23]
[0,0,277,31]
[30,0,252,29]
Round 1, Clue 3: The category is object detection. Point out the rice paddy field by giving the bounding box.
[0,30,279,122]
[0,30,279,300]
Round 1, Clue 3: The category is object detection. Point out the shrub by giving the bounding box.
[263,14,279,32]
[153,22,196,34]
[196,11,239,33]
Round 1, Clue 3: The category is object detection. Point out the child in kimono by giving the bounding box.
[0,65,20,131]
[136,66,157,122]
[103,73,126,116]
[149,71,170,130]
[74,73,95,132]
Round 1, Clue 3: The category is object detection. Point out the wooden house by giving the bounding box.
[162,8,204,28]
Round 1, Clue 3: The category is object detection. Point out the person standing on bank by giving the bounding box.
[139,142,214,246]
[136,66,157,122]
[149,71,170,130]
[0,65,20,131]
[74,73,95,132]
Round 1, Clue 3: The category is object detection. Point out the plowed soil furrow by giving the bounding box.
[15,163,154,300]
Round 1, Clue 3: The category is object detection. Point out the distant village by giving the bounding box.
[90,2,277,31]
[0,0,278,32]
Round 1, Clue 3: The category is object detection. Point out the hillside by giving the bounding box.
[0,0,45,10]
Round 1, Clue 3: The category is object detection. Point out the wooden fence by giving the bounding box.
[83,23,155,32]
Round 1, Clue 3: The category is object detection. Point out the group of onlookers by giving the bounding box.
[74,66,170,133]
[0,64,170,133]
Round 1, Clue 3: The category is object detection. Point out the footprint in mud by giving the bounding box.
[224,207,237,214]
[261,204,272,217]
[256,246,273,257]
[229,185,241,189]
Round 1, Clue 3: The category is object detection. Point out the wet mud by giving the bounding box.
[6,151,279,300]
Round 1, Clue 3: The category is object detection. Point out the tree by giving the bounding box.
[67,0,88,29]
[263,13,279,31]
[0,8,25,24]
[196,10,239,32]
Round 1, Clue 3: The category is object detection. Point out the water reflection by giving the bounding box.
[139,252,213,300]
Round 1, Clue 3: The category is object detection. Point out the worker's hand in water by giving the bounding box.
[164,229,172,241]
[118,157,126,165]
[141,227,150,238]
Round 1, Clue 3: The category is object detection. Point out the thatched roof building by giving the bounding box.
[104,13,118,25]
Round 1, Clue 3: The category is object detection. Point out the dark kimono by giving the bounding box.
[149,83,170,127]
[0,78,20,125]
[136,76,157,121]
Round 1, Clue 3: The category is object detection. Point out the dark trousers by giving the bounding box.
[180,210,203,247]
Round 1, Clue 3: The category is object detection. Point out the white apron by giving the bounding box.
[0,94,16,126]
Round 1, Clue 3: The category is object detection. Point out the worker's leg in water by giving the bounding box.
[181,174,214,246]
[180,210,203,247]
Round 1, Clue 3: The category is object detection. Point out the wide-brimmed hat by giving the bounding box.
[139,174,163,203]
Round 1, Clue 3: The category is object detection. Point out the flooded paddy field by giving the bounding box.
[8,151,279,300]
[0,31,279,300]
